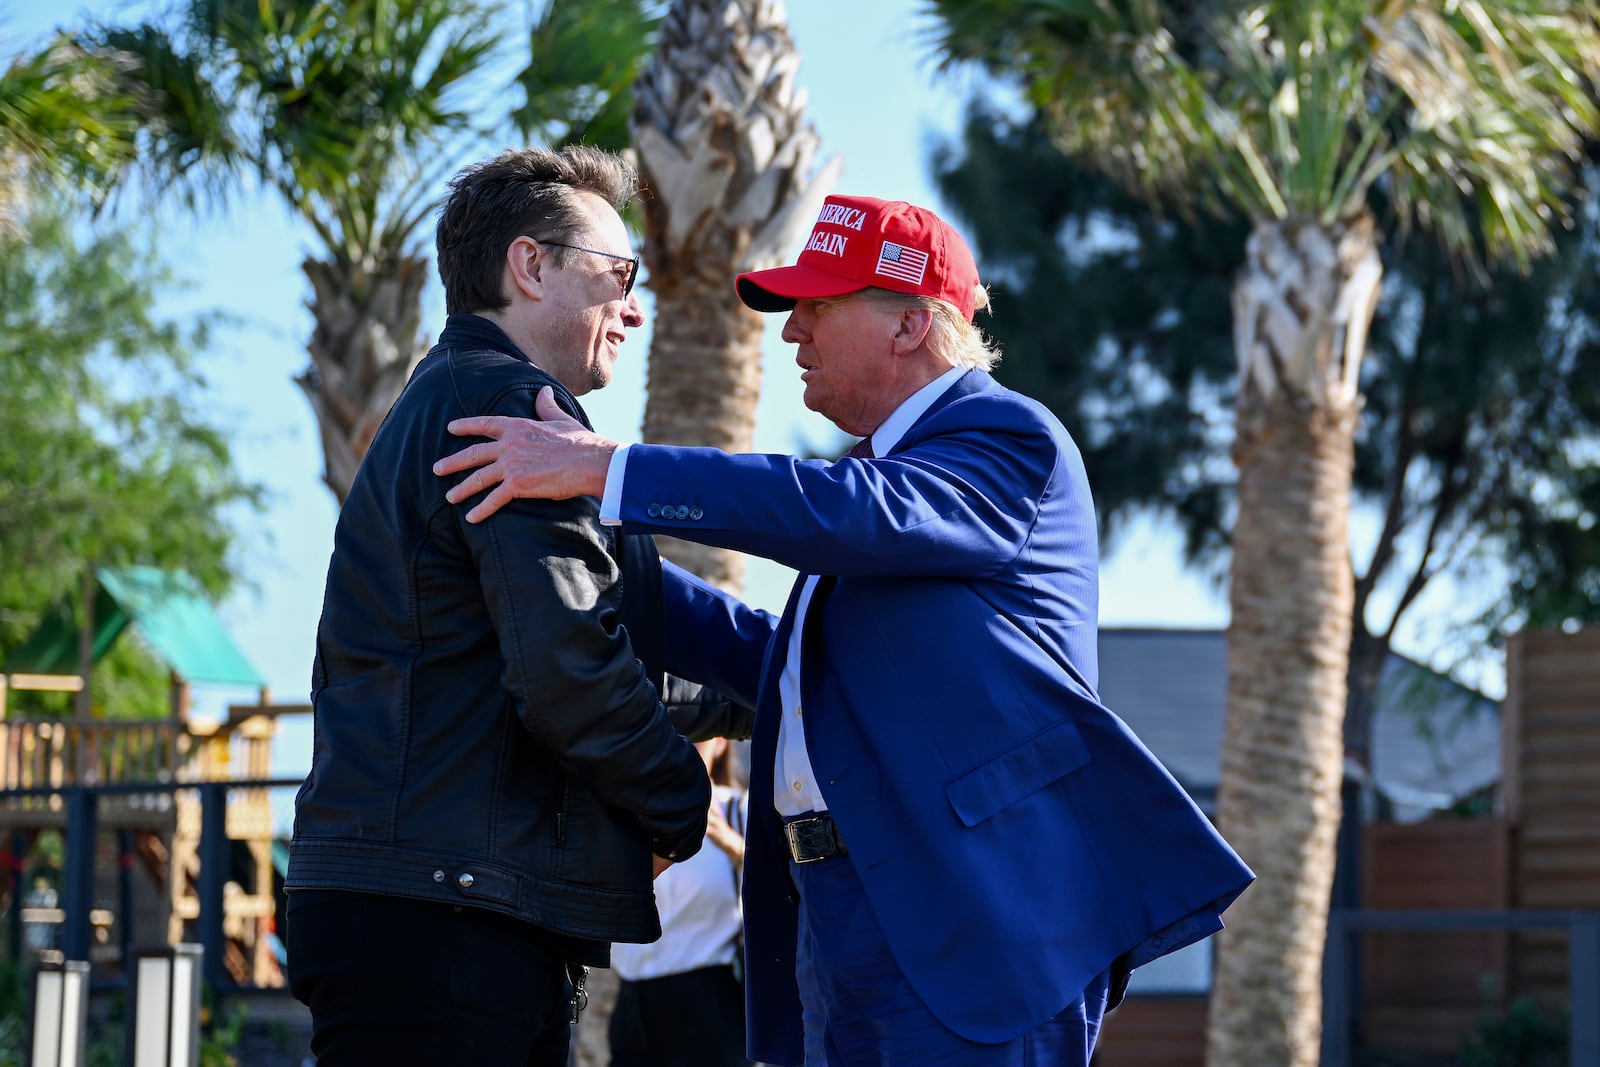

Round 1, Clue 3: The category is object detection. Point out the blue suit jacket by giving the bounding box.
[626,371,1253,1064]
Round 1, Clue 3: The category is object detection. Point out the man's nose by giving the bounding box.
[623,291,645,326]
[780,312,807,344]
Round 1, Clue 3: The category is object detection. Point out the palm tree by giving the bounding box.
[88,0,660,505]
[924,2,1600,1063]
[0,33,144,238]
[630,0,839,591]
[86,0,498,503]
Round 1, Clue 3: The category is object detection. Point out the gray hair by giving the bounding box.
[856,286,1001,371]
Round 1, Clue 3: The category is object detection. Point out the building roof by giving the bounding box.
[4,566,265,689]
[1098,628,1500,820]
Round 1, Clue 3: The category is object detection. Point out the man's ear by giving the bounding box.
[890,306,934,355]
[505,235,545,302]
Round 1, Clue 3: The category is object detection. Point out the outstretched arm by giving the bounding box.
[434,386,614,520]
[439,380,1066,582]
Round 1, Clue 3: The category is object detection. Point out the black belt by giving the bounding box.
[783,812,847,863]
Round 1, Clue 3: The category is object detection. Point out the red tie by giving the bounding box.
[845,437,874,460]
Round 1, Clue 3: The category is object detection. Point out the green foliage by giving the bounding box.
[1460,993,1569,1067]
[7,632,176,720]
[199,988,247,1067]
[0,199,261,670]
[0,1015,20,1067]
[29,832,64,873]
[0,1007,22,1063]
[72,0,666,263]
[0,958,25,1029]
[117,0,503,261]
[926,0,1600,275]
[0,34,146,224]
[514,0,667,151]
[1356,177,1600,642]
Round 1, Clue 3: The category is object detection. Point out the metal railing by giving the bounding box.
[3,779,303,992]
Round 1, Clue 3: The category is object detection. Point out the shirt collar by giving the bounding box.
[869,365,966,457]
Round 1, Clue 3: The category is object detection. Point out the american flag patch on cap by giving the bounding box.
[874,242,930,285]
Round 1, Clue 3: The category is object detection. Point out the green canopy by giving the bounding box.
[4,566,265,689]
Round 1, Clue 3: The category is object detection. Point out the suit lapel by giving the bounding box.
[887,369,992,456]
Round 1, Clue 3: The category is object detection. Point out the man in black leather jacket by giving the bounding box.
[285,145,716,1066]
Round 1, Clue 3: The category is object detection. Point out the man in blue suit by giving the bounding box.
[435,194,1254,1066]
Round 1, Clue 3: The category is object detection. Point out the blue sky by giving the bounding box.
[8,1,1498,790]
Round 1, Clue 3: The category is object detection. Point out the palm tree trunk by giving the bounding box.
[632,0,839,593]
[296,252,430,505]
[641,281,768,587]
[1208,214,1381,1067]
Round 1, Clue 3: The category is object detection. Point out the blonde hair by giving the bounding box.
[857,285,1002,371]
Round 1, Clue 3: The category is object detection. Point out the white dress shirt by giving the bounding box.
[602,366,966,816]
[610,785,745,981]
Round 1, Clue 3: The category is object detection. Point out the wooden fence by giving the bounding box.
[1360,818,1511,1054]
[1505,629,1600,1005]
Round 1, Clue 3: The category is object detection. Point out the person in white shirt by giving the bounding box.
[608,736,751,1067]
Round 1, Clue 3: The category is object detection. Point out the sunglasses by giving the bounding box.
[541,241,641,298]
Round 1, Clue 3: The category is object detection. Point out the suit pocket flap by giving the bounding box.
[944,717,1091,827]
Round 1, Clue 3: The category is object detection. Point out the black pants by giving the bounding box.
[287,891,575,1066]
[607,964,749,1067]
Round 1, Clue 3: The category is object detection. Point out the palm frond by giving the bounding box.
[79,22,242,211]
[926,0,1600,272]
[512,0,666,150]
[0,34,143,216]
[929,0,1276,217]
[194,0,502,260]
[1367,0,1600,270]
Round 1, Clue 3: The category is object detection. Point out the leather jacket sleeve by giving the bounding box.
[663,674,756,742]
[615,514,753,743]
[451,402,710,862]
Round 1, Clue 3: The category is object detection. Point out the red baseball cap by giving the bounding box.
[736,195,981,321]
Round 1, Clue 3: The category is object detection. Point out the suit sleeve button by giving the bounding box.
[689,506,703,520]
[647,503,661,517]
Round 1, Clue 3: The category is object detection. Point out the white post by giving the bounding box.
[171,944,202,1067]
[132,944,204,1067]
[31,959,90,1067]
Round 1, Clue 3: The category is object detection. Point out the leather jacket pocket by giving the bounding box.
[552,778,653,892]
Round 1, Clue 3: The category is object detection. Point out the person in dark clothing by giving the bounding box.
[285,145,715,1067]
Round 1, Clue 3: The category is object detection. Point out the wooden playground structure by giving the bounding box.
[0,567,310,988]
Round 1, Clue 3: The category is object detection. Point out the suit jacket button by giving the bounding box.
[689,506,703,520]
[647,503,661,518]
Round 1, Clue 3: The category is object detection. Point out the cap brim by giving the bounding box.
[735,264,869,312]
